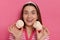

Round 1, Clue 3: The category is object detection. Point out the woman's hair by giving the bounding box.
[20,2,43,27]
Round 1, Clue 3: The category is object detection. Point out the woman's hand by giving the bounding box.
[36,27,49,40]
[33,21,49,40]
[8,24,23,40]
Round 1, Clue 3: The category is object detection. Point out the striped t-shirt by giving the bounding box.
[9,29,49,40]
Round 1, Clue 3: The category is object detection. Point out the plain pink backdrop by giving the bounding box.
[0,0,60,40]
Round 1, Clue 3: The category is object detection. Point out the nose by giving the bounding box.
[28,13,32,18]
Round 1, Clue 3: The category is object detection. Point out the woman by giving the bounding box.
[8,2,49,40]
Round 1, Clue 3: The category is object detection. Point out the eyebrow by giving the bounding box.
[23,10,28,12]
[24,10,36,12]
[31,10,36,12]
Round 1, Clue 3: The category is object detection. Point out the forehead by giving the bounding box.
[23,6,36,11]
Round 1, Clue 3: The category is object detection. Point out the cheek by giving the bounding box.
[33,15,38,20]
[23,15,27,20]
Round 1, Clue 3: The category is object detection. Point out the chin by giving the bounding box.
[26,23,33,26]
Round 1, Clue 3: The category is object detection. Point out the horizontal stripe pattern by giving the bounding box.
[8,30,49,40]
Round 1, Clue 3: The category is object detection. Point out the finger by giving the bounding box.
[8,24,15,33]
[8,26,13,33]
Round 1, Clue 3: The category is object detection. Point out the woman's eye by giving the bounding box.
[24,12,28,14]
[32,12,35,14]
[32,10,37,14]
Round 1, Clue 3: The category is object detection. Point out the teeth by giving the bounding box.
[27,19,33,22]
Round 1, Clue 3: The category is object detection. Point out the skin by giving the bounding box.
[8,5,49,40]
[23,6,38,38]
[23,6,38,26]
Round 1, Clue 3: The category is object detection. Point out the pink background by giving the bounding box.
[0,0,60,40]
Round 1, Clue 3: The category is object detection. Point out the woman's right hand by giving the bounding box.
[8,24,23,40]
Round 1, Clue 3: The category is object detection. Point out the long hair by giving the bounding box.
[20,2,43,27]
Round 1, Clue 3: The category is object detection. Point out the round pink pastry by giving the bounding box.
[33,21,42,30]
[16,20,24,28]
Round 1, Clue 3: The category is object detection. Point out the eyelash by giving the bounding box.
[24,12,28,14]
[32,12,35,14]
[24,12,36,15]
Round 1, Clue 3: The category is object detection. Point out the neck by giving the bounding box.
[25,25,33,31]
[25,25,33,38]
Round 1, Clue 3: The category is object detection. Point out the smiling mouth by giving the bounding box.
[26,19,33,22]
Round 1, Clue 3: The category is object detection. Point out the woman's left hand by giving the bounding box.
[33,21,49,40]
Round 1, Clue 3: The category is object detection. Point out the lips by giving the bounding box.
[26,19,33,22]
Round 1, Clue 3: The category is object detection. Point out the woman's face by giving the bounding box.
[23,6,38,26]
